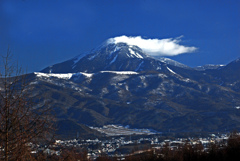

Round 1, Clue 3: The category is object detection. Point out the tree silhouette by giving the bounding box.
[0,48,55,160]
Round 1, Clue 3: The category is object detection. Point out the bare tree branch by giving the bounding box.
[0,49,55,160]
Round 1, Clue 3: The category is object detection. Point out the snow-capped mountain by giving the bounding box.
[30,39,240,138]
[41,42,192,74]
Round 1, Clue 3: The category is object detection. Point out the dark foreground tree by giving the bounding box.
[0,49,55,161]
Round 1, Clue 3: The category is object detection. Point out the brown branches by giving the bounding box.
[0,49,55,160]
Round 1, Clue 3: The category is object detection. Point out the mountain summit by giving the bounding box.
[41,39,191,74]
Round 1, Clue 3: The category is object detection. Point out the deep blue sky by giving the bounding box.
[0,0,239,73]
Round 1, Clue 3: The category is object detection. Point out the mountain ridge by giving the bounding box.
[29,41,240,138]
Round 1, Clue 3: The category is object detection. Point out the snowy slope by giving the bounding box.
[41,38,195,74]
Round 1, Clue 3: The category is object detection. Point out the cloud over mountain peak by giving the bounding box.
[107,35,197,57]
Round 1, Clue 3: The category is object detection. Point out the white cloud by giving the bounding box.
[107,35,197,56]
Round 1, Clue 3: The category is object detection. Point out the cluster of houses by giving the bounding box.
[40,133,230,160]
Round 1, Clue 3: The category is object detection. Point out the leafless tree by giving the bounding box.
[0,48,55,161]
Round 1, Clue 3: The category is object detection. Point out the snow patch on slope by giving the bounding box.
[34,72,74,80]
[194,64,226,71]
[88,53,98,60]
[35,72,94,80]
[73,72,93,78]
[166,67,177,74]
[129,48,143,59]
[100,71,138,75]
[35,71,138,81]
[109,46,120,58]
